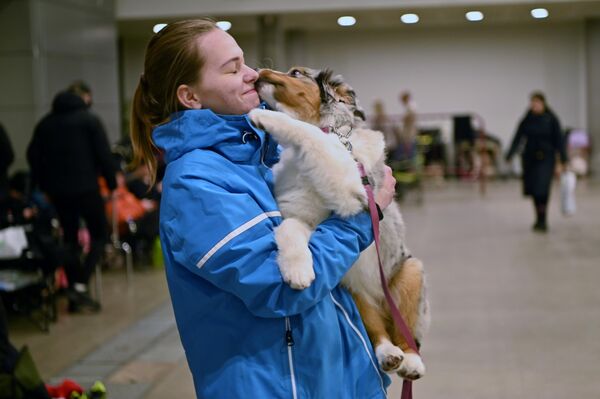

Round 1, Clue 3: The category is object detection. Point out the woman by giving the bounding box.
[506,92,567,232]
[130,19,397,398]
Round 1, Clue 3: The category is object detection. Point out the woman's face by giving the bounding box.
[530,98,545,115]
[192,29,259,115]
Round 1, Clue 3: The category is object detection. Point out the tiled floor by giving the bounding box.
[8,179,600,399]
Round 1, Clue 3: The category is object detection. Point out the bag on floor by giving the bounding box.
[560,170,576,216]
[0,346,50,399]
[0,226,28,260]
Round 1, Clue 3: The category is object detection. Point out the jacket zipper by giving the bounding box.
[330,293,388,397]
[285,317,298,399]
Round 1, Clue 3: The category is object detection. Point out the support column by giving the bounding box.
[285,29,307,69]
[257,15,284,70]
[0,0,120,171]
[585,19,600,177]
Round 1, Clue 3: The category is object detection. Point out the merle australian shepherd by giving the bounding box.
[249,67,430,380]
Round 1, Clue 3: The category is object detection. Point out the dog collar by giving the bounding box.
[321,125,354,152]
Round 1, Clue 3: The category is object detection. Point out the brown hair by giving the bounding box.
[130,19,217,185]
[68,80,92,96]
[530,91,547,107]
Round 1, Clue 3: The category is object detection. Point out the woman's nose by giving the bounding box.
[244,65,259,82]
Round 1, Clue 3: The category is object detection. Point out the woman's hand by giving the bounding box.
[555,162,565,178]
[374,165,396,210]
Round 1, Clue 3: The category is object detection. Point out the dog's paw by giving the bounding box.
[280,262,316,290]
[331,183,367,217]
[274,219,315,289]
[248,109,289,133]
[375,341,405,373]
[397,352,426,380]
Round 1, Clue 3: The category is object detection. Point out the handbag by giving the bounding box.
[560,170,576,216]
[0,225,28,260]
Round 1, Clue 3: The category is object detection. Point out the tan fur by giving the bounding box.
[252,66,430,379]
[256,69,321,124]
[388,258,424,351]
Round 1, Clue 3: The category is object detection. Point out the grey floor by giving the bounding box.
[10,179,600,399]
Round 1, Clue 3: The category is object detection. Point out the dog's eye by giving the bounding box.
[289,69,303,78]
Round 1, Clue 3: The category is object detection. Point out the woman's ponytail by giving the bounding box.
[130,75,159,186]
[129,19,217,187]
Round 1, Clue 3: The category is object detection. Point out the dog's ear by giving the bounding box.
[354,106,366,121]
[336,84,366,121]
[347,89,366,121]
[315,69,336,104]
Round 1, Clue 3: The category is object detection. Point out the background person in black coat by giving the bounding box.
[27,82,118,312]
[0,123,14,202]
[505,91,567,232]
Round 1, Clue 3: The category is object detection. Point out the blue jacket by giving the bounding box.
[153,108,390,398]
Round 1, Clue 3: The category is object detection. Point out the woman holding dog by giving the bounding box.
[506,91,567,232]
[130,19,397,398]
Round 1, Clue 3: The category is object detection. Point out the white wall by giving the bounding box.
[297,22,586,148]
[121,21,587,149]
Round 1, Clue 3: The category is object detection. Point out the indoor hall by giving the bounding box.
[1,0,600,398]
[8,180,600,398]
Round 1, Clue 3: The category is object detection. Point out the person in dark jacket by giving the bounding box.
[27,83,118,312]
[0,123,14,202]
[506,91,567,232]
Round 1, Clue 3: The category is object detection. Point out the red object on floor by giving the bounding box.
[46,379,84,398]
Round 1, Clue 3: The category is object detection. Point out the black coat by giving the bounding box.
[506,110,567,197]
[0,123,14,200]
[27,91,117,197]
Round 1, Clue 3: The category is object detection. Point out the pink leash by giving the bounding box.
[357,162,420,399]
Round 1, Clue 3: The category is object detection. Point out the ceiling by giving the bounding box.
[118,1,600,39]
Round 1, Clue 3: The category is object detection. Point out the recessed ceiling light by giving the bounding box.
[153,23,167,33]
[337,16,356,27]
[466,11,484,22]
[401,13,419,24]
[531,8,549,19]
[216,21,232,31]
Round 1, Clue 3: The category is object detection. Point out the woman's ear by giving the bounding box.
[176,84,202,109]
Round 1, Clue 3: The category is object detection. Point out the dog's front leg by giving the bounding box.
[275,218,315,290]
[249,109,323,148]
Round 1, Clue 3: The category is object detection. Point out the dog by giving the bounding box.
[249,67,430,380]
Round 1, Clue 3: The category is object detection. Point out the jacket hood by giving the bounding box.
[152,109,268,164]
[52,91,87,114]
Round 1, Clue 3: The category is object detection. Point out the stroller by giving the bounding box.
[0,198,61,332]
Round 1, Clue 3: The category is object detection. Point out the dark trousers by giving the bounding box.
[0,298,18,374]
[532,194,549,224]
[51,191,107,286]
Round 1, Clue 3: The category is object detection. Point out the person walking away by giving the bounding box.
[505,91,567,232]
[0,123,14,202]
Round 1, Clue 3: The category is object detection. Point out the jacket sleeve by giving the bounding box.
[161,172,374,318]
[0,123,14,172]
[26,125,42,189]
[506,118,525,160]
[88,114,118,190]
